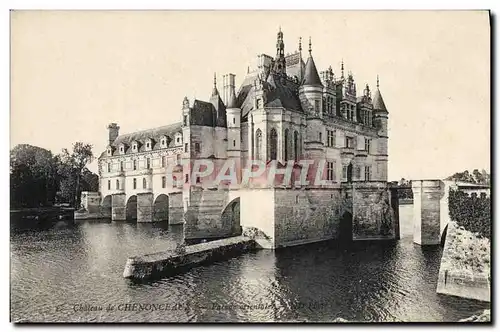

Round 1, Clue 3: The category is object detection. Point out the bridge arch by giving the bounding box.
[339,211,353,243]
[221,197,241,236]
[126,195,138,221]
[101,195,112,218]
[153,194,169,222]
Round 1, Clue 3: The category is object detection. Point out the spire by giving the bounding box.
[299,37,302,52]
[301,37,323,87]
[274,27,286,76]
[212,72,219,96]
[227,87,237,108]
[373,76,387,112]
[341,59,344,79]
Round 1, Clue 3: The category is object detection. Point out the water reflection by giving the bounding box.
[10,206,489,323]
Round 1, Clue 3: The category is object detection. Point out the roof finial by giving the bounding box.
[376,74,380,88]
[213,72,217,88]
[308,36,312,55]
[341,59,344,79]
[298,37,302,52]
[279,25,281,33]
[247,66,250,74]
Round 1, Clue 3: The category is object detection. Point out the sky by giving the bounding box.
[10,10,490,181]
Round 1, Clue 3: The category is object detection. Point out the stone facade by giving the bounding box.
[96,29,394,248]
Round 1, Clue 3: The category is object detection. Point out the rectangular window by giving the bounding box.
[147,158,151,169]
[133,178,137,189]
[116,179,120,190]
[314,100,320,113]
[342,166,348,180]
[365,138,371,153]
[196,176,201,184]
[365,166,371,181]
[195,142,200,153]
[107,180,111,190]
[133,160,137,171]
[345,136,354,148]
[319,132,322,142]
[233,140,236,147]
[233,118,235,124]
[327,162,335,181]
[184,143,188,153]
[185,174,189,183]
[355,166,362,179]
[161,156,166,167]
[327,130,335,147]
[107,163,111,172]
[183,115,188,126]
[120,161,124,172]
[162,176,166,188]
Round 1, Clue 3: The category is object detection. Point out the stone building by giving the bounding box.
[96,29,397,248]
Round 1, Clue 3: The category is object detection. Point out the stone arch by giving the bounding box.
[221,197,241,236]
[347,162,353,183]
[339,211,353,244]
[269,128,278,161]
[126,195,138,221]
[153,194,169,222]
[101,195,112,218]
[284,128,289,161]
[293,130,299,161]
[255,129,263,160]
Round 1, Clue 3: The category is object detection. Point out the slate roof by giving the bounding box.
[100,122,183,158]
[237,72,304,121]
[372,88,387,112]
[302,55,323,87]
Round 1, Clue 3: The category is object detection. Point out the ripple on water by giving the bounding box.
[10,217,490,322]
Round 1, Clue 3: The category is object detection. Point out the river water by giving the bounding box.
[10,205,488,323]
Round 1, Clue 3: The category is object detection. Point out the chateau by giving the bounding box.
[96,29,398,248]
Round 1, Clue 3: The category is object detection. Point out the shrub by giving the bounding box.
[448,189,491,239]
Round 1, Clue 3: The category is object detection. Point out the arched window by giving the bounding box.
[284,129,289,161]
[269,128,278,161]
[116,179,119,190]
[142,178,147,189]
[294,131,299,161]
[255,129,263,160]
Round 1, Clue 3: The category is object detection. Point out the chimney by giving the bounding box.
[222,73,236,106]
[107,123,120,145]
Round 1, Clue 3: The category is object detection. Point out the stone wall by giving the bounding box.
[412,180,445,245]
[273,188,341,248]
[168,192,184,225]
[111,193,126,221]
[351,182,399,240]
[436,222,491,302]
[184,188,239,240]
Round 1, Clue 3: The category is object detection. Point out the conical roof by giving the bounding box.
[302,56,323,87]
[372,88,387,111]
[227,88,238,108]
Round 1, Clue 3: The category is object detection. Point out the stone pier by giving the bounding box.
[137,192,154,223]
[411,180,445,245]
[168,192,184,225]
[111,193,126,221]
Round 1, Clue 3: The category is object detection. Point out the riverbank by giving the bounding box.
[459,309,490,322]
[436,221,490,302]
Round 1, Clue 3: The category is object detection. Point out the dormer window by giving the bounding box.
[177,138,180,143]
[146,142,150,148]
[120,147,123,153]
[107,148,112,156]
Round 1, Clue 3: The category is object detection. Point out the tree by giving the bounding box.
[10,144,59,208]
[58,142,94,208]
